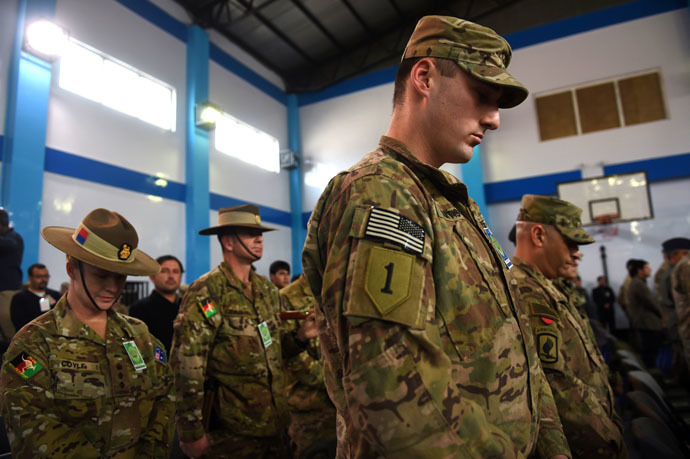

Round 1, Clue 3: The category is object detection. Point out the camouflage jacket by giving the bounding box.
[672,253,690,341]
[302,137,569,459]
[627,277,664,331]
[280,276,333,412]
[0,296,175,458]
[171,262,303,443]
[512,258,625,458]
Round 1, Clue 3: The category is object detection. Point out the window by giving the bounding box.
[215,113,280,173]
[534,70,666,141]
[58,38,176,131]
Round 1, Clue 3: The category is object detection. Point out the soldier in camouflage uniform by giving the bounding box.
[672,251,690,369]
[512,195,627,458]
[171,205,317,458]
[280,275,337,458]
[303,16,570,458]
[0,208,175,458]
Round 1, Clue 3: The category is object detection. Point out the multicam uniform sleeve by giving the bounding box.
[534,364,570,458]
[0,336,101,457]
[304,176,517,457]
[171,282,221,443]
[136,335,176,457]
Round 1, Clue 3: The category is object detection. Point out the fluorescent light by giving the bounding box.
[24,20,68,60]
[215,113,280,173]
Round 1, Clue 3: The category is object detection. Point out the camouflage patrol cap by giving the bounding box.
[402,15,528,108]
[517,195,595,245]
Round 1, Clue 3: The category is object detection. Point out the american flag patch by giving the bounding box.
[365,207,425,255]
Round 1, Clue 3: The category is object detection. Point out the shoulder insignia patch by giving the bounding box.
[9,353,43,379]
[365,246,414,316]
[530,302,558,320]
[365,207,424,255]
[198,299,217,318]
[537,332,559,364]
[154,345,167,364]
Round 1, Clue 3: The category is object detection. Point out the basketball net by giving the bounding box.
[591,213,620,239]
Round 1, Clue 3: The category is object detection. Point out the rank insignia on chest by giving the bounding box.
[537,332,559,364]
[9,353,43,379]
[198,299,217,318]
[154,345,167,364]
[364,207,425,255]
[483,227,512,269]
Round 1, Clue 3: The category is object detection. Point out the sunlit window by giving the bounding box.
[215,113,280,173]
[58,38,176,131]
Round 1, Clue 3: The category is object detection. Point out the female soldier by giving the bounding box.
[0,208,174,458]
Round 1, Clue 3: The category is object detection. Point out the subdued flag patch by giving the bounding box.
[365,207,424,255]
[10,353,43,379]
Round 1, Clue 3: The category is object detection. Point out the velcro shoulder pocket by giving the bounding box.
[529,302,558,321]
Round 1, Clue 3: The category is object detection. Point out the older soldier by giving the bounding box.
[672,251,690,369]
[303,16,569,459]
[280,274,337,458]
[0,208,175,457]
[512,195,626,458]
[172,204,317,458]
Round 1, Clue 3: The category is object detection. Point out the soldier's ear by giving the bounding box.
[409,58,434,100]
[532,224,546,248]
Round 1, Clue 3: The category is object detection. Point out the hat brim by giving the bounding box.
[199,223,277,235]
[41,226,160,276]
[557,225,596,245]
[458,62,529,109]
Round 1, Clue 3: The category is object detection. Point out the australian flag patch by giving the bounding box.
[154,345,167,364]
[365,207,425,255]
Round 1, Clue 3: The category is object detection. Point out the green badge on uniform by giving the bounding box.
[365,246,414,317]
[9,353,43,379]
[123,340,147,372]
[198,299,217,318]
[258,321,273,347]
[537,333,559,364]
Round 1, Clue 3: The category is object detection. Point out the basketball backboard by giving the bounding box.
[557,171,653,226]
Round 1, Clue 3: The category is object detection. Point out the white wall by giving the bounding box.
[0,0,18,137]
[486,10,690,182]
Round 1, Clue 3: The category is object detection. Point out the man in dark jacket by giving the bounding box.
[10,263,60,332]
[628,259,664,367]
[593,276,616,332]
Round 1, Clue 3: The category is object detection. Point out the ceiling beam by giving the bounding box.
[290,0,344,51]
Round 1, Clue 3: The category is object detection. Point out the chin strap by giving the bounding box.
[233,234,260,261]
[77,260,120,312]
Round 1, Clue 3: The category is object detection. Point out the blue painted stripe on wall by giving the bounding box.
[210,44,286,105]
[297,0,685,106]
[484,170,582,203]
[210,193,291,227]
[506,0,686,50]
[603,152,690,182]
[113,0,187,42]
[44,147,187,202]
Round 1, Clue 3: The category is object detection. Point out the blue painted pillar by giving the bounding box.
[287,94,305,275]
[460,145,491,225]
[185,26,211,282]
[1,0,56,281]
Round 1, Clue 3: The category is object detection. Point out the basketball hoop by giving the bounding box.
[592,213,620,238]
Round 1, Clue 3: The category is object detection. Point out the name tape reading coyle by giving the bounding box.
[365,207,425,255]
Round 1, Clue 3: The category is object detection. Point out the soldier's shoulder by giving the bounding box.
[186,266,225,295]
[118,312,153,337]
[11,310,56,341]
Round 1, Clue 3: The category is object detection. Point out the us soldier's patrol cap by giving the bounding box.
[517,195,595,245]
[402,15,528,108]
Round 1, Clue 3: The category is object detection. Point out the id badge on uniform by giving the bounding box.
[258,321,273,348]
[39,297,50,312]
[123,340,147,371]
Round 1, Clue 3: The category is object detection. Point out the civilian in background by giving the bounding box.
[269,260,291,289]
[0,208,24,346]
[617,259,636,321]
[627,259,664,368]
[10,264,60,332]
[129,255,183,353]
[593,276,616,333]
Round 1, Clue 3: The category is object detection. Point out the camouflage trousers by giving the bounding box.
[204,431,291,458]
[288,408,337,459]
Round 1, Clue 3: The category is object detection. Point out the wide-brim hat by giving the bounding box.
[517,194,595,245]
[42,208,160,276]
[402,15,529,108]
[199,204,276,235]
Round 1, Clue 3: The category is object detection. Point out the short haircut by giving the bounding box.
[597,275,606,282]
[0,209,8,227]
[270,260,290,275]
[217,229,236,252]
[625,258,636,269]
[628,259,648,277]
[156,255,184,273]
[392,57,461,108]
[28,263,47,276]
